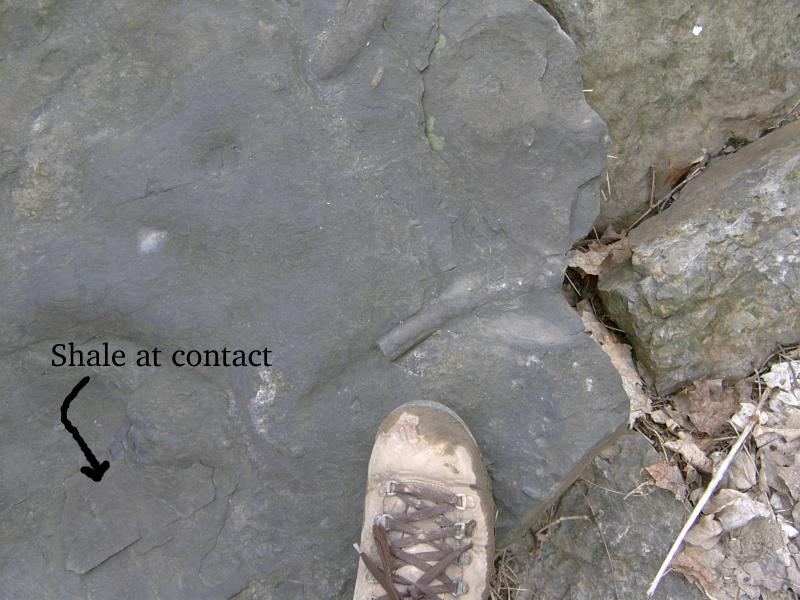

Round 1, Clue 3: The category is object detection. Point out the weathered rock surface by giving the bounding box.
[0,1,626,598]
[526,432,705,599]
[544,0,800,227]
[600,121,800,395]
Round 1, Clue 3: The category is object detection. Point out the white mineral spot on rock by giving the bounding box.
[31,114,47,133]
[585,378,593,392]
[370,66,384,87]
[249,368,277,435]
[692,24,703,36]
[488,281,509,292]
[137,229,167,255]
[526,355,542,367]
[523,130,535,146]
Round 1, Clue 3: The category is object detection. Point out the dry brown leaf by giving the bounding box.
[645,462,687,502]
[578,300,650,425]
[777,454,800,501]
[667,153,706,187]
[685,464,702,490]
[599,225,623,243]
[785,556,800,596]
[664,406,691,430]
[566,244,605,275]
[705,489,771,532]
[760,430,800,487]
[770,389,800,412]
[649,409,669,425]
[736,560,787,596]
[673,379,747,436]
[761,442,798,499]
[763,360,800,392]
[685,514,723,550]
[566,238,631,277]
[679,517,796,599]
[672,544,726,599]
[659,358,800,599]
[721,519,795,598]
[664,438,714,473]
[732,402,759,429]
[650,409,682,433]
[777,514,799,539]
[727,451,758,491]
[758,425,800,443]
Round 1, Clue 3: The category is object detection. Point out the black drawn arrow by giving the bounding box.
[60,376,110,482]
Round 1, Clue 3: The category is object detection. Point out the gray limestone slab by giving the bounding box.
[0,1,626,597]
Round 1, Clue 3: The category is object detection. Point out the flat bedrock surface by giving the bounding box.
[0,1,626,597]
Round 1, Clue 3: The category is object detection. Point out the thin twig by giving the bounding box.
[625,158,707,233]
[535,514,592,536]
[636,424,669,462]
[646,392,767,596]
[623,480,652,499]
[490,548,526,600]
[564,270,582,298]
[580,478,624,495]
[600,321,626,333]
[649,167,656,209]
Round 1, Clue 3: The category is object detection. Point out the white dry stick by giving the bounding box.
[646,399,764,596]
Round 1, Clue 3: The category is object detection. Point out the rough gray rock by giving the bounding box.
[543,0,800,227]
[526,432,705,600]
[600,121,800,395]
[0,1,626,598]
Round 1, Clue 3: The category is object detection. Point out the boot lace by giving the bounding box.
[355,481,475,599]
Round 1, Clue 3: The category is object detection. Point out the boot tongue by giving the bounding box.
[396,563,426,583]
[393,539,440,587]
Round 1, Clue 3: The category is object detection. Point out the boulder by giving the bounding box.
[0,1,626,598]
[600,121,800,395]
[545,0,800,227]
[526,432,706,599]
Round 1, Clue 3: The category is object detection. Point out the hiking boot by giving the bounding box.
[353,401,495,599]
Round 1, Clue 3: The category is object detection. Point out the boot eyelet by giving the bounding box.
[381,481,398,496]
[373,513,392,529]
[455,493,467,510]
[454,522,466,539]
[452,581,469,596]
